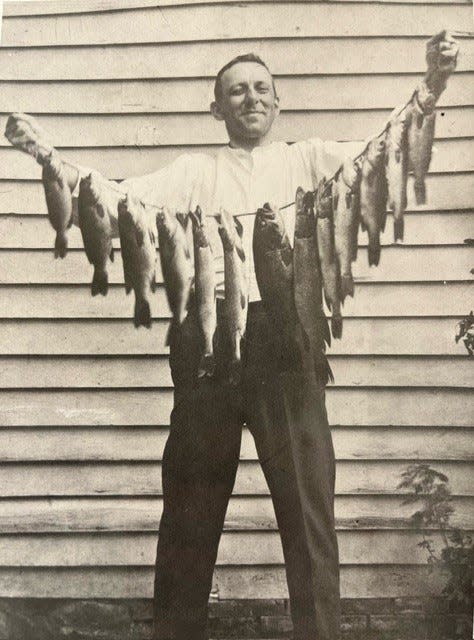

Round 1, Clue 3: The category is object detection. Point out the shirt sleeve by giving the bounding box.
[294,137,368,188]
[70,153,205,236]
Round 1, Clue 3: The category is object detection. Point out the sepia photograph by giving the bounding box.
[0,0,472,639]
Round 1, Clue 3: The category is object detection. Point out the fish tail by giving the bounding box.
[331,314,343,340]
[54,230,68,259]
[134,297,152,328]
[341,274,355,300]
[414,180,426,205]
[91,266,108,297]
[368,237,381,267]
[393,217,404,242]
[198,352,215,379]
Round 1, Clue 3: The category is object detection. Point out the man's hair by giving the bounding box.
[213,53,277,102]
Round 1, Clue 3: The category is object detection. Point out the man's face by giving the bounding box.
[211,62,280,145]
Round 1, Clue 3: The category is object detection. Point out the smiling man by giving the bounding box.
[5,35,458,640]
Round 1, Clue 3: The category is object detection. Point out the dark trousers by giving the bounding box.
[153,302,340,640]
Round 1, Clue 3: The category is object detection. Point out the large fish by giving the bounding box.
[385,109,409,241]
[407,99,436,205]
[156,208,192,343]
[253,203,301,370]
[78,172,114,296]
[315,179,343,339]
[118,193,157,328]
[189,206,217,378]
[360,137,387,267]
[333,158,361,294]
[217,208,249,385]
[42,150,73,259]
[293,188,333,384]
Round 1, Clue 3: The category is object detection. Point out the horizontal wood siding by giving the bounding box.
[0,0,472,605]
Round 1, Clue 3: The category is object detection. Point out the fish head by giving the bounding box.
[79,173,103,206]
[294,189,315,239]
[254,205,286,250]
[341,158,359,189]
[156,207,178,239]
[366,137,385,167]
[315,179,334,219]
[189,206,211,248]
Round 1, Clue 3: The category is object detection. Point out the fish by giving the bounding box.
[333,158,361,295]
[217,208,249,385]
[407,99,436,205]
[253,203,301,370]
[156,208,193,344]
[77,172,114,296]
[385,109,409,241]
[118,193,157,328]
[315,178,343,339]
[41,150,73,259]
[360,137,387,267]
[293,187,333,384]
[189,206,217,378]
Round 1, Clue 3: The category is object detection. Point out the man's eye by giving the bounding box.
[257,86,270,93]
[230,87,245,95]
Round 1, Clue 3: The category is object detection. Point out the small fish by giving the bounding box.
[253,203,301,370]
[360,138,387,267]
[217,208,249,385]
[333,158,361,295]
[293,188,333,384]
[78,172,114,296]
[41,150,73,259]
[189,206,217,378]
[156,208,193,344]
[118,193,157,328]
[315,178,343,339]
[385,110,409,241]
[407,99,436,205]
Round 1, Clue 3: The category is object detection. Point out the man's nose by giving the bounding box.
[244,87,259,106]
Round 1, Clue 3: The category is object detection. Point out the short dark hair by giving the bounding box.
[213,53,277,102]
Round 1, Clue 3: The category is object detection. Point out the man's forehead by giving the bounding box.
[219,61,273,87]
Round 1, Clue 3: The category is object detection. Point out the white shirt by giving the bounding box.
[74,137,365,301]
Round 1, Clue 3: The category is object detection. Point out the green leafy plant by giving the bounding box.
[398,463,473,610]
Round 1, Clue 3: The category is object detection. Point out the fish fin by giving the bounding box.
[109,247,114,262]
[322,316,331,347]
[234,217,244,238]
[240,292,247,310]
[331,314,343,340]
[380,210,388,233]
[151,273,157,293]
[67,215,74,230]
[341,274,355,299]
[91,267,108,297]
[198,353,215,379]
[324,292,332,312]
[176,212,189,229]
[54,231,68,259]
[414,180,426,205]
[315,355,334,386]
[236,243,246,263]
[368,239,381,267]
[125,284,132,295]
[393,217,404,242]
[188,209,199,228]
[134,297,152,329]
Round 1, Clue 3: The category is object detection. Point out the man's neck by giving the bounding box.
[228,133,273,153]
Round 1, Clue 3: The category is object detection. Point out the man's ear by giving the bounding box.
[210,101,225,121]
[274,95,280,115]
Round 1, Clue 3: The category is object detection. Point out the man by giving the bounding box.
[6,32,458,640]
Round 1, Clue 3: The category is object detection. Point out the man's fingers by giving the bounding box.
[427,30,448,46]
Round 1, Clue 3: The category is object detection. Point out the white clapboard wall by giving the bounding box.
[0,0,472,602]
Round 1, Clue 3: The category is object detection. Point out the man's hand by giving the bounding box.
[425,31,459,94]
[4,112,54,163]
